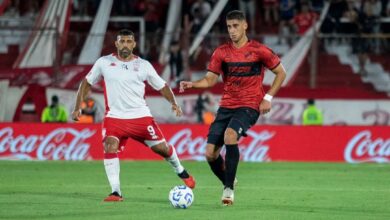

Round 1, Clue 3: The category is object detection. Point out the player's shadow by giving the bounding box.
[0,191,102,201]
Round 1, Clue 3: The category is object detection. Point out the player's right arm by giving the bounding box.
[72,58,103,121]
[180,46,222,92]
[72,79,92,121]
[179,71,219,93]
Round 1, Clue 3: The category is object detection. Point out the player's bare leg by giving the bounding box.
[103,136,123,202]
[151,142,196,189]
[205,144,225,185]
[222,128,239,206]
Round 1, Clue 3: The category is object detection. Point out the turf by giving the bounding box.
[0,161,389,220]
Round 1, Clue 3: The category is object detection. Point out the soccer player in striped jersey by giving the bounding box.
[180,10,286,206]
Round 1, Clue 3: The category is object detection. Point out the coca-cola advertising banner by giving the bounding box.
[46,87,390,125]
[0,123,389,163]
[0,123,101,160]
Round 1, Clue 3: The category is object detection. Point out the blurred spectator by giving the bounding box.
[41,95,68,123]
[278,0,295,45]
[321,0,348,34]
[77,92,97,123]
[169,41,184,87]
[302,98,323,125]
[362,0,382,54]
[352,0,383,75]
[363,0,382,17]
[191,0,212,21]
[194,91,216,125]
[189,0,212,34]
[310,0,325,14]
[263,0,279,26]
[291,3,318,35]
[239,0,257,33]
[190,7,204,34]
[342,0,359,34]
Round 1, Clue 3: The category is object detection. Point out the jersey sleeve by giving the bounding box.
[85,58,103,85]
[259,45,281,70]
[145,61,166,90]
[207,48,223,75]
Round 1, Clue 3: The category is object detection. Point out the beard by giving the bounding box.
[119,48,131,58]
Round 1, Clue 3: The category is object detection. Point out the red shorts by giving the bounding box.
[102,117,165,148]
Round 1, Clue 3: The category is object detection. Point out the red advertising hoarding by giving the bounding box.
[0,123,389,163]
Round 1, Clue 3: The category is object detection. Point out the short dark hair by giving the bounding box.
[51,95,59,104]
[308,98,315,105]
[117,29,134,38]
[226,10,246,21]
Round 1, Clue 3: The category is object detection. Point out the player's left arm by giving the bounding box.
[260,63,287,115]
[159,85,182,117]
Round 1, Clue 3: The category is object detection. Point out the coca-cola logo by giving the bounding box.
[168,128,273,162]
[344,130,390,163]
[0,127,96,160]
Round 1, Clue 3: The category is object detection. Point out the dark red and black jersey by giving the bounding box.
[207,40,280,111]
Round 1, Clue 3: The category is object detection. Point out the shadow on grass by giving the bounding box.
[0,191,101,201]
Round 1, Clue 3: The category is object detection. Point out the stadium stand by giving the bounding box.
[0,0,389,122]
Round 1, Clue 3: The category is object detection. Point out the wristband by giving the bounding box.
[264,94,273,102]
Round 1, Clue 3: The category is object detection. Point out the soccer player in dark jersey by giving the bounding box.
[179,10,286,206]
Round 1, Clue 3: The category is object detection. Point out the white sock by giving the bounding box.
[104,155,121,196]
[165,145,184,174]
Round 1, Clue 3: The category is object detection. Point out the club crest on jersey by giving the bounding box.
[244,52,252,58]
[109,63,116,66]
[122,64,128,70]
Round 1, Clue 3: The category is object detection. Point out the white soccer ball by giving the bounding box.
[168,185,194,209]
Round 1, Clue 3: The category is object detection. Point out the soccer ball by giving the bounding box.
[168,185,194,209]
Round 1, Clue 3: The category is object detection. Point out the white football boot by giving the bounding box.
[221,187,234,206]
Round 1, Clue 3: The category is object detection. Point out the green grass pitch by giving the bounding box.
[0,161,389,220]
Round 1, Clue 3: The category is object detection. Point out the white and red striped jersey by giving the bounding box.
[86,54,166,119]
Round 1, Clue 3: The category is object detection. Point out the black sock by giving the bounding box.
[178,169,189,178]
[225,144,239,189]
[207,154,225,185]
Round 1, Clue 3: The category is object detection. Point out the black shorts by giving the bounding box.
[207,107,260,146]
